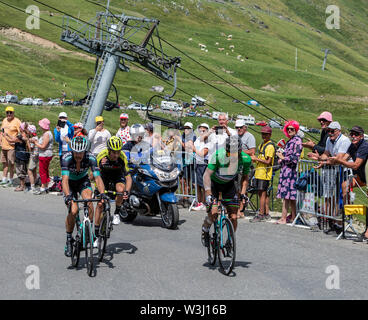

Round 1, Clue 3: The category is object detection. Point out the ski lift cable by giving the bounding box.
[131,61,267,138]
[85,0,318,142]
[11,0,316,141]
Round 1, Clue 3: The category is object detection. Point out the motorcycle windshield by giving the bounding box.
[152,149,175,172]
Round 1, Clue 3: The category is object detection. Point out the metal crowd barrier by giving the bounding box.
[293,160,358,239]
[171,151,198,211]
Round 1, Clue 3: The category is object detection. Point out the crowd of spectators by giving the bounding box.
[0,107,367,237]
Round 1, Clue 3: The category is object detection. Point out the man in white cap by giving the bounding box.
[54,112,74,166]
[235,119,256,156]
[116,113,130,145]
[310,121,351,233]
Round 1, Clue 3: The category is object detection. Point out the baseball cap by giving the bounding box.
[198,123,209,130]
[120,113,129,119]
[350,126,364,135]
[5,106,14,113]
[184,122,193,129]
[235,119,246,127]
[327,121,341,130]
[95,116,104,123]
[58,112,67,118]
[73,122,84,129]
[317,111,332,122]
[261,126,272,134]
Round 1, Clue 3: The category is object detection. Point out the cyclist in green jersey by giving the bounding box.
[201,136,251,246]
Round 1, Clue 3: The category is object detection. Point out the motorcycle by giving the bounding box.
[120,148,180,229]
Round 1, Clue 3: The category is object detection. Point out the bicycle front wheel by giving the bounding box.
[98,215,108,262]
[84,221,94,277]
[207,223,217,266]
[218,217,236,275]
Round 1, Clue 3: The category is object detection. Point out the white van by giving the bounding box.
[237,114,255,125]
[5,95,18,104]
[161,100,179,111]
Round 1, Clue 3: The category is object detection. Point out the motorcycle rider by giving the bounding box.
[122,124,151,165]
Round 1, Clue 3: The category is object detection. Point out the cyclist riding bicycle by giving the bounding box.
[95,136,132,231]
[201,136,252,246]
[62,136,106,257]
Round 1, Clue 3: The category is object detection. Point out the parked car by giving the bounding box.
[127,102,144,110]
[5,95,18,104]
[47,99,60,106]
[187,111,196,117]
[32,98,43,106]
[20,98,33,105]
[308,128,320,134]
[63,100,73,106]
[0,96,6,103]
[269,118,283,129]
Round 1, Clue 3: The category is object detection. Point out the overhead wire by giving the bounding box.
[84,0,319,141]
[1,0,316,142]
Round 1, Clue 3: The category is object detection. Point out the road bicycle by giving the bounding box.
[69,198,101,277]
[97,190,125,261]
[206,199,236,275]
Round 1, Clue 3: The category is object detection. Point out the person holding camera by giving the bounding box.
[54,112,74,167]
[88,116,111,157]
[200,113,236,163]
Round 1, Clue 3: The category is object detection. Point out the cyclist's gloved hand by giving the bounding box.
[99,193,109,202]
[123,191,130,200]
[206,195,215,207]
[64,194,73,206]
[240,194,248,203]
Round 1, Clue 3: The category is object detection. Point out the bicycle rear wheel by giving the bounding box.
[71,236,81,267]
[207,223,217,266]
[98,215,108,262]
[84,221,94,277]
[218,217,236,275]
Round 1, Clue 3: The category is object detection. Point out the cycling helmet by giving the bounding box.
[70,136,89,152]
[225,136,242,153]
[130,124,145,141]
[107,136,123,151]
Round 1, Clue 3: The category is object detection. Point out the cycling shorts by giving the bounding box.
[69,175,92,198]
[211,179,239,207]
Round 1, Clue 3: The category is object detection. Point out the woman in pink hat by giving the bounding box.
[275,120,303,224]
[34,118,54,195]
[303,111,332,157]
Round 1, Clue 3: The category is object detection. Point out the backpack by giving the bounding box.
[259,141,280,172]
[49,176,63,193]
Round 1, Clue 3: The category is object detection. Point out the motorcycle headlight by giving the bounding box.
[153,167,180,182]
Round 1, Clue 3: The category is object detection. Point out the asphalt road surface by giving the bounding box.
[1,188,367,300]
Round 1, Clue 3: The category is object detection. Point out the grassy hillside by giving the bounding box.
[0,0,367,131]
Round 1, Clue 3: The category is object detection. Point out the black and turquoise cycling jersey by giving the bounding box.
[61,151,100,180]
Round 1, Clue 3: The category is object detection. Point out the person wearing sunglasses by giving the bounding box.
[275,121,303,224]
[116,113,130,146]
[309,121,351,232]
[327,126,368,241]
[54,112,74,167]
[88,116,111,157]
[0,106,21,187]
[305,111,332,158]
